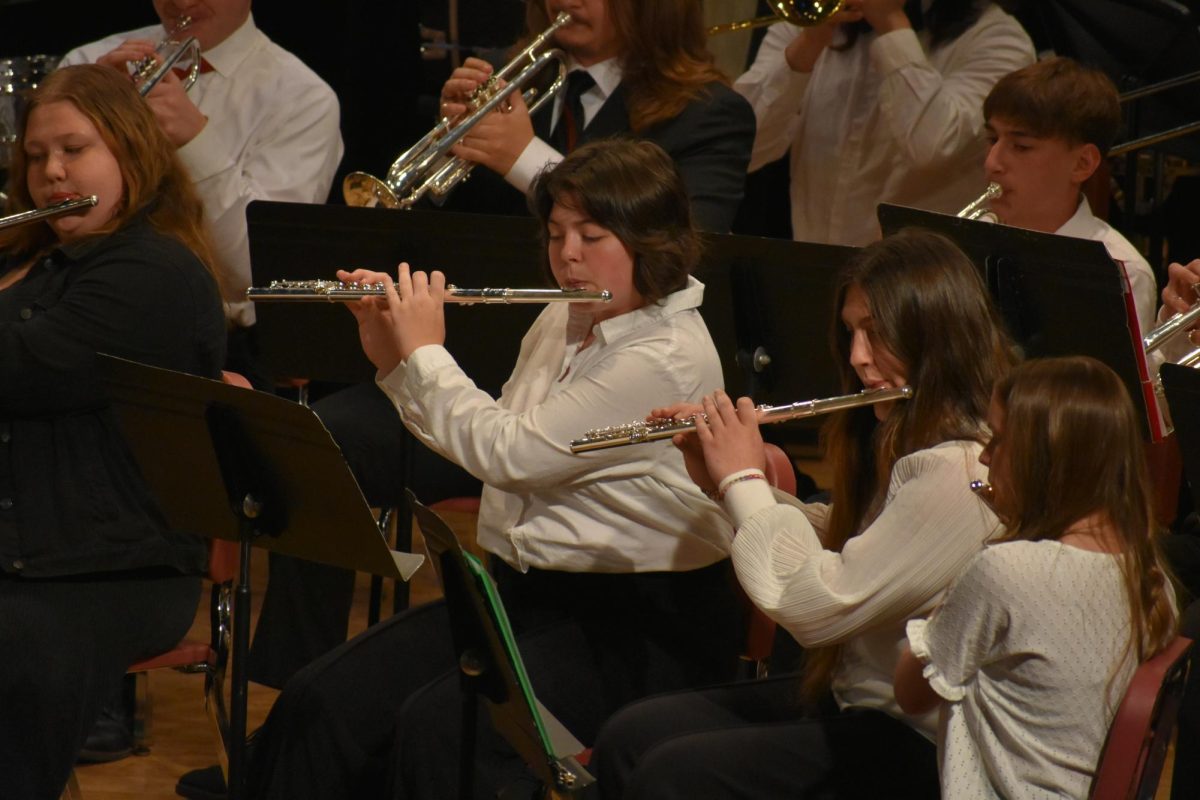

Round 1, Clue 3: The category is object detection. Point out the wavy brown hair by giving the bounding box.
[992,357,1176,667]
[801,227,1017,703]
[0,64,223,290]
[529,138,698,304]
[524,0,728,131]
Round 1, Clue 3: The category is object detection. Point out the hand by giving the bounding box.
[859,0,911,34]
[448,85,534,176]
[783,5,866,72]
[648,401,704,423]
[689,391,766,489]
[1161,259,1200,316]
[143,69,208,147]
[439,57,496,119]
[338,264,447,374]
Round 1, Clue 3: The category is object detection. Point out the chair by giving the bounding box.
[734,443,794,680]
[1088,634,1195,800]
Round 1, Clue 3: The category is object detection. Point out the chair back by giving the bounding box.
[1089,634,1194,800]
[737,443,794,675]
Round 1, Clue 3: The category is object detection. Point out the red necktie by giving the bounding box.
[173,58,214,81]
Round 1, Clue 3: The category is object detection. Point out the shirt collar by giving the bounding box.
[564,55,622,102]
[195,12,259,76]
[585,275,706,346]
[53,206,153,264]
[1055,195,1097,238]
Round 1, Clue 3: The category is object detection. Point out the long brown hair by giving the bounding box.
[802,228,1017,703]
[992,357,1176,665]
[524,0,728,131]
[0,64,223,289]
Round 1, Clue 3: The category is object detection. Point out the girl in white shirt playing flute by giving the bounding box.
[895,356,1178,799]
[591,228,1017,799]
[246,138,744,800]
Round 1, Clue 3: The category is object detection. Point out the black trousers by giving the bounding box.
[591,674,940,800]
[247,559,744,800]
[0,569,201,799]
[246,381,482,689]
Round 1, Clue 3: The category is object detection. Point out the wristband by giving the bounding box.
[717,468,767,501]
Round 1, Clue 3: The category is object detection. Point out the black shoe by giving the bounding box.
[175,728,258,800]
[76,705,134,763]
[175,764,226,800]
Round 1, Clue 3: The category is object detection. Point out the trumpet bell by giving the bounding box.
[708,0,844,35]
[343,171,403,209]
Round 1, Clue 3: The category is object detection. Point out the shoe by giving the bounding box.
[175,728,257,800]
[77,705,134,763]
[77,675,136,764]
[175,764,226,800]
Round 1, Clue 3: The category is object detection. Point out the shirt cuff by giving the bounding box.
[377,344,454,395]
[905,618,966,703]
[725,475,779,528]
[869,26,925,76]
[506,137,562,193]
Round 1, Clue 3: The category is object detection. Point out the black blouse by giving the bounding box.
[0,215,226,577]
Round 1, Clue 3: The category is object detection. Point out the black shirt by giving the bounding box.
[0,214,226,577]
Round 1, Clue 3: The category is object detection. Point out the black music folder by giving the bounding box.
[877,203,1165,441]
[1161,363,1200,511]
[407,491,595,800]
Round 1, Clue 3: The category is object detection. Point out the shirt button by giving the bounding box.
[19,308,32,320]
[11,560,23,571]
[0,498,12,510]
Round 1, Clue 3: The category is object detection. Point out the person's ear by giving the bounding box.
[1070,142,1102,185]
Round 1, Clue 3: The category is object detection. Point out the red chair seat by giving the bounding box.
[127,642,215,673]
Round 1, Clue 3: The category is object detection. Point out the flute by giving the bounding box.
[245,279,612,304]
[0,195,98,231]
[570,386,913,453]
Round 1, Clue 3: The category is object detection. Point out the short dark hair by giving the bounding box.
[984,56,1121,156]
[529,138,699,305]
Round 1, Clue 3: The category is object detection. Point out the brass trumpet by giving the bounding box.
[0,195,97,231]
[133,17,201,96]
[246,279,611,305]
[343,12,572,210]
[570,386,912,453]
[708,0,844,35]
[956,183,1002,221]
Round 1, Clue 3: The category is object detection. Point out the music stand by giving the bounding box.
[98,354,422,800]
[407,489,595,800]
[877,203,1165,441]
[1161,363,1200,512]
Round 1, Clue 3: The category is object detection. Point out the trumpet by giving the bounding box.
[708,0,844,34]
[133,17,201,96]
[569,386,912,453]
[0,195,98,231]
[343,13,572,210]
[956,183,1002,221]
[246,279,612,305]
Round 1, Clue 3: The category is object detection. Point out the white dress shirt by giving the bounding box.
[60,15,344,326]
[1057,195,1158,335]
[506,57,623,193]
[725,439,998,739]
[734,5,1034,246]
[377,277,733,573]
[908,541,1139,799]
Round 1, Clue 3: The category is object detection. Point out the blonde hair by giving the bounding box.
[0,64,224,291]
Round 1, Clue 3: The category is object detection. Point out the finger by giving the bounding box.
[700,394,722,432]
[461,57,495,74]
[711,391,741,426]
[735,396,759,425]
[411,269,430,298]
[382,273,402,317]
[395,263,413,302]
[429,270,446,302]
[692,407,714,444]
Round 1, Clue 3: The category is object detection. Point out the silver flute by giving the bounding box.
[245,279,612,304]
[0,195,98,231]
[570,386,914,453]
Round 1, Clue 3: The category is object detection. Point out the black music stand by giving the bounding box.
[1162,363,1200,512]
[406,489,595,800]
[98,354,422,800]
[877,203,1165,441]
